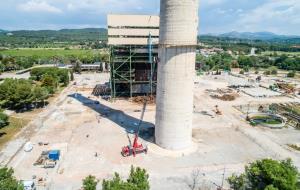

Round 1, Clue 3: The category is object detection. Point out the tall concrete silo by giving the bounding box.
[155,0,199,150]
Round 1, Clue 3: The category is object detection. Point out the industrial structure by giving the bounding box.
[155,0,199,150]
[107,14,159,98]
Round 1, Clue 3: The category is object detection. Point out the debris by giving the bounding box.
[59,169,64,174]
[24,142,33,152]
[130,95,155,104]
[276,83,296,94]
[207,88,239,101]
[34,150,60,168]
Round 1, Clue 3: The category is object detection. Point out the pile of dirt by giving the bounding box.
[218,94,237,101]
[130,95,156,105]
[207,88,239,101]
[277,83,296,94]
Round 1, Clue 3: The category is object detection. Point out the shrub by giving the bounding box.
[102,166,150,190]
[271,67,278,75]
[0,111,9,128]
[243,66,250,72]
[287,71,296,78]
[227,158,299,190]
[264,70,271,75]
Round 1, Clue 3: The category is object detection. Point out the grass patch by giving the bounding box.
[287,144,300,151]
[0,117,30,148]
[251,115,283,125]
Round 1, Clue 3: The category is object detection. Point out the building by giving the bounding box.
[107,14,159,98]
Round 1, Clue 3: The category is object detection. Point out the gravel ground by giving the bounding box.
[1,72,299,190]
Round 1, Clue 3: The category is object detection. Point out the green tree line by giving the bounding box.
[197,53,300,72]
[0,52,109,73]
[0,67,70,110]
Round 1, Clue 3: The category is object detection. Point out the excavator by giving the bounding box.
[121,101,148,157]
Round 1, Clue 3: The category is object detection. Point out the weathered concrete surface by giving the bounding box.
[155,0,199,150]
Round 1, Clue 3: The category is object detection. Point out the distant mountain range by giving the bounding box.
[0,28,107,42]
[205,31,300,41]
[1,28,300,41]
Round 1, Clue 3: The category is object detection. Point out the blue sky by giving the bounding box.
[1,0,300,35]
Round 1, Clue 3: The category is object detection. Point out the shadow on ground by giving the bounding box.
[68,93,155,142]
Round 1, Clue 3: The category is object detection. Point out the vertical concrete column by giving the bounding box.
[155,0,199,150]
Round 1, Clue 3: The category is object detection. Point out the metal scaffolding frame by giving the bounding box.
[109,42,158,98]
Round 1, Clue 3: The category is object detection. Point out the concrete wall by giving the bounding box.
[107,14,159,27]
[107,14,159,45]
[155,0,199,150]
[108,38,159,46]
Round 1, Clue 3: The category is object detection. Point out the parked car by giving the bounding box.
[22,180,36,190]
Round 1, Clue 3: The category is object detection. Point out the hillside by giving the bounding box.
[1,28,299,50]
[207,31,300,43]
[0,28,107,48]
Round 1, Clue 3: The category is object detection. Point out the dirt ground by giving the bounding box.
[1,72,299,190]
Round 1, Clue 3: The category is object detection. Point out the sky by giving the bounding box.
[1,0,300,35]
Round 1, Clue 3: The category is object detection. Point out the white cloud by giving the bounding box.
[17,0,62,14]
[235,0,300,33]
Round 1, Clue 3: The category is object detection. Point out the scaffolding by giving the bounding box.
[109,40,158,98]
[107,14,159,98]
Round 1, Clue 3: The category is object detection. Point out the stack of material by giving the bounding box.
[130,95,156,105]
[92,84,111,96]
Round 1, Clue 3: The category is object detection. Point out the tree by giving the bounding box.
[73,60,82,74]
[30,67,70,86]
[0,167,24,190]
[102,166,150,190]
[32,86,49,107]
[127,166,150,190]
[227,158,299,190]
[41,74,58,94]
[82,175,98,190]
[0,78,49,110]
[102,173,126,190]
[70,70,74,81]
[0,111,9,128]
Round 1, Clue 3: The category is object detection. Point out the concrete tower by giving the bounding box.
[155,0,199,150]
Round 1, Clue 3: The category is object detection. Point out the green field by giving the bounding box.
[0,48,104,58]
[262,51,300,56]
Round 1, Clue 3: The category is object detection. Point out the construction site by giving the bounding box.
[0,1,299,190]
